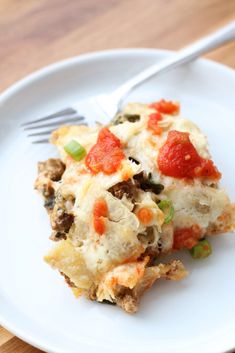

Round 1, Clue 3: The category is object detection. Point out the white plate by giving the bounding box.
[0,49,235,353]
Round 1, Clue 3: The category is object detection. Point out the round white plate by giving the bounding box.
[0,49,235,353]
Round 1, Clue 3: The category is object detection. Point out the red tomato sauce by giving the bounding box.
[149,99,180,115]
[173,225,202,249]
[157,130,221,180]
[85,128,125,174]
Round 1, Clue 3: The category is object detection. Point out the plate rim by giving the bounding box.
[1,47,234,102]
[0,47,235,353]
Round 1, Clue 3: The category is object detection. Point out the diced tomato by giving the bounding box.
[93,198,108,236]
[149,99,180,115]
[194,159,221,179]
[137,207,153,225]
[93,217,106,236]
[85,128,125,174]
[157,130,221,180]
[93,198,108,218]
[147,112,163,135]
[173,225,202,250]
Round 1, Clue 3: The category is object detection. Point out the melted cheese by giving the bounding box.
[166,181,229,229]
[45,101,234,297]
[69,183,142,274]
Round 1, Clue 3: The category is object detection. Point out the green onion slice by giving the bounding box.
[64,140,86,161]
[158,199,174,224]
[190,239,212,259]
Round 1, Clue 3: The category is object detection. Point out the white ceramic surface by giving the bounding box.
[0,49,235,353]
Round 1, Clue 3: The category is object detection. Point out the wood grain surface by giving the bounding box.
[0,0,234,352]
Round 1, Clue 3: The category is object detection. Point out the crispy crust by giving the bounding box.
[87,260,187,313]
[60,271,76,288]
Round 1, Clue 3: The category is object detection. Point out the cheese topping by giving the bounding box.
[36,99,235,313]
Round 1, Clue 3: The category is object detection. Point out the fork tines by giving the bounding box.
[22,107,86,143]
[21,107,77,127]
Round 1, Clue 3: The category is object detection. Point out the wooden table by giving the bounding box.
[0,0,234,352]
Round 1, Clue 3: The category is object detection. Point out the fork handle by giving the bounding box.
[112,21,235,104]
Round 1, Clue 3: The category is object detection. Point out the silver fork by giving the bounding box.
[22,21,235,143]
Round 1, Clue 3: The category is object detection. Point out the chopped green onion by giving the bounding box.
[158,199,174,224]
[64,140,86,161]
[190,239,212,259]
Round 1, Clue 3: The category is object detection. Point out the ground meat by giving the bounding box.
[44,193,55,211]
[50,207,74,240]
[134,172,164,194]
[51,208,74,233]
[41,183,54,198]
[38,158,65,181]
[108,180,139,201]
[115,286,138,313]
[109,173,164,202]
[50,231,67,241]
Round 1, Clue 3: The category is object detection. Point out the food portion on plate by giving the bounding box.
[35,99,235,313]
